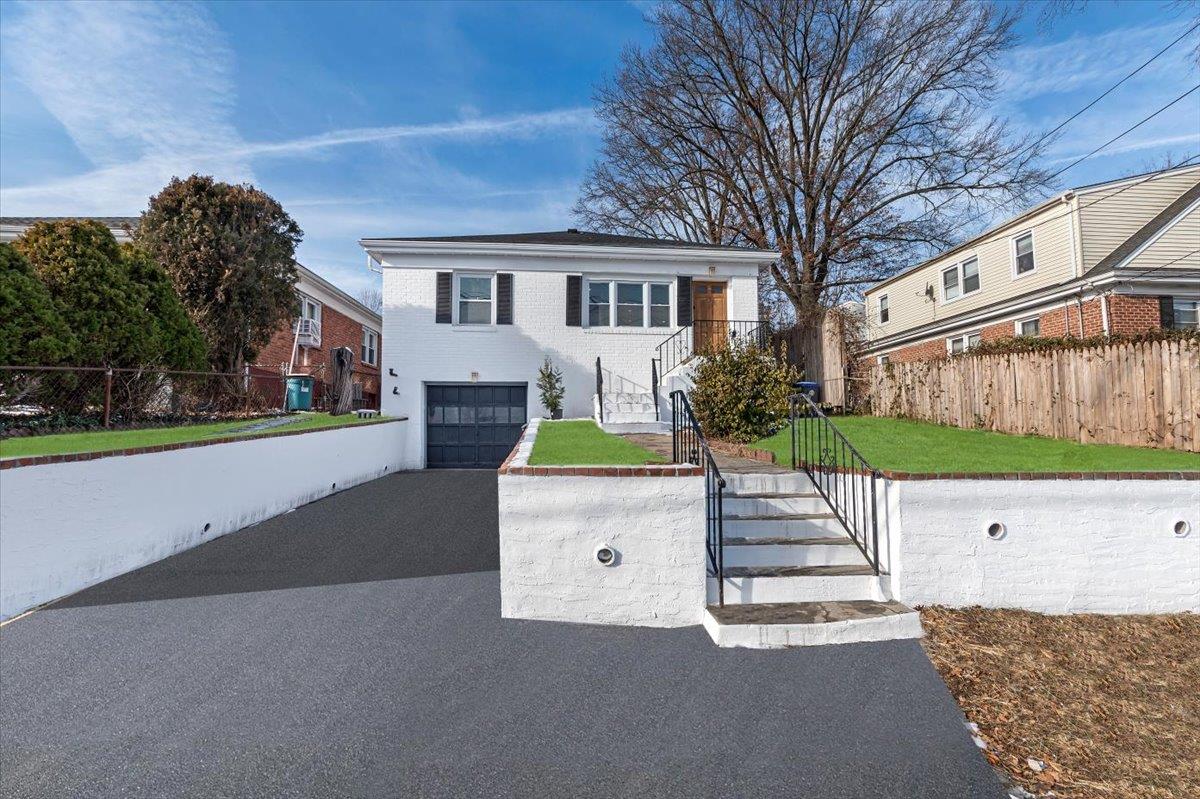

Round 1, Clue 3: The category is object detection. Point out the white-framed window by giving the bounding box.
[879,294,889,324]
[1012,231,1035,276]
[454,272,494,325]
[877,354,890,366]
[585,278,672,328]
[588,281,610,326]
[1015,317,1040,337]
[941,257,980,302]
[298,293,321,324]
[1171,298,1199,330]
[361,327,379,366]
[947,332,982,354]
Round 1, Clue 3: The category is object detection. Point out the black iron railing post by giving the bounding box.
[595,357,604,424]
[670,389,727,606]
[788,392,882,576]
[650,358,660,422]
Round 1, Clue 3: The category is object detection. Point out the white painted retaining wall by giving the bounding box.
[0,421,408,619]
[499,474,706,626]
[885,478,1200,614]
[497,419,706,627]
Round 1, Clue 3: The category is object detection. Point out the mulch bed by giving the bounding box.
[920,607,1200,799]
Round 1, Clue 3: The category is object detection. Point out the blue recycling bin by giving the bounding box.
[285,374,315,411]
[794,380,821,403]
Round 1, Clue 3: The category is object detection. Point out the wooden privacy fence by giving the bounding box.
[868,338,1200,452]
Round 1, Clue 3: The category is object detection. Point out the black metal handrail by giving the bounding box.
[654,319,768,377]
[789,393,881,574]
[670,390,727,606]
[595,356,604,424]
[650,358,660,422]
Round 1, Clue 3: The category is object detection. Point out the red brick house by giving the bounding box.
[253,264,382,410]
[861,164,1199,364]
[0,217,382,408]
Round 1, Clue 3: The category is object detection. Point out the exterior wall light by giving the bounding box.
[986,522,1005,540]
[1174,520,1191,538]
[595,544,617,566]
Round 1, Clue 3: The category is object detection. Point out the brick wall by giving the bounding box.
[254,304,381,407]
[874,293,1165,363]
[1107,294,1161,334]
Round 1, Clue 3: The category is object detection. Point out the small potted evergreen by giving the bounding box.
[537,356,565,419]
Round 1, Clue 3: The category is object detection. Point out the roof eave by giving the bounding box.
[359,238,779,265]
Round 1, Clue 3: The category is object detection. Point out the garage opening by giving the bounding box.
[426,383,527,468]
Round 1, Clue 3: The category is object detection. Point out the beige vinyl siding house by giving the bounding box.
[863,164,1200,362]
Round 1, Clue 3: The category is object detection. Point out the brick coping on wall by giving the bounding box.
[0,416,406,471]
[792,457,1199,481]
[498,418,703,477]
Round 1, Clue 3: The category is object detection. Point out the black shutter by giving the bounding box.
[1159,296,1175,329]
[497,273,513,325]
[435,273,452,323]
[566,275,582,326]
[677,276,693,325]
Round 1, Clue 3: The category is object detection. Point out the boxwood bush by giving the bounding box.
[689,345,798,443]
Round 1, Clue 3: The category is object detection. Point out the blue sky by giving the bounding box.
[1,1,1197,297]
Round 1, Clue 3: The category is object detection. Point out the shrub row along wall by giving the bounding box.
[0,420,407,619]
[868,338,1199,451]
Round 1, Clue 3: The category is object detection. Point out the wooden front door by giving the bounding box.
[692,281,728,354]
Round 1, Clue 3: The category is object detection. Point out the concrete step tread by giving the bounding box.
[724,564,875,578]
[707,600,915,626]
[724,536,852,547]
[723,512,838,521]
[726,492,821,499]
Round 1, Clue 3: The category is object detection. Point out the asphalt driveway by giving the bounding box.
[1,470,1001,799]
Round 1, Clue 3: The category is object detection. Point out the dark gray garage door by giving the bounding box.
[426,384,527,468]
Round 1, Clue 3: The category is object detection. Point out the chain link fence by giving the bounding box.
[0,366,289,438]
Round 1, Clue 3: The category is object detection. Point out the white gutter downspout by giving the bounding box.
[1076,294,1086,337]
[1063,297,1073,338]
[1101,293,1111,335]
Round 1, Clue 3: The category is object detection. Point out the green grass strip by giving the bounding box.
[753,416,1200,474]
[1,412,383,459]
[528,419,666,466]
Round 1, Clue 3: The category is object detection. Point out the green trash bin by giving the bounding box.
[285,374,315,411]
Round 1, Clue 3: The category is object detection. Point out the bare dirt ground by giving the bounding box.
[920,607,1200,799]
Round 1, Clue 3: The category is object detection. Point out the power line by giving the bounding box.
[1042,83,1200,184]
[903,23,1200,232]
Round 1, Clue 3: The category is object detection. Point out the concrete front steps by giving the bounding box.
[705,471,922,648]
[595,391,668,433]
[703,600,923,649]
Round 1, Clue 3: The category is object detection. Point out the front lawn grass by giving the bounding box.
[0,412,382,459]
[753,416,1200,473]
[528,419,666,466]
[922,607,1200,799]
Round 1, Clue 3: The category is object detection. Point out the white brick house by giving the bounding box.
[360,230,776,468]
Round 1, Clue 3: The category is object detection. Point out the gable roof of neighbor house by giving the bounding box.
[0,216,381,327]
[1083,180,1200,277]
[363,228,769,253]
[864,162,1200,296]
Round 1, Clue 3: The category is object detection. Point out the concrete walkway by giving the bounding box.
[0,471,1001,799]
[622,432,792,473]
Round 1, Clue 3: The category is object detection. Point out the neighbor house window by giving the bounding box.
[878,354,890,366]
[298,293,321,325]
[879,294,889,323]
[942,257,980,302]
[1013,232,1035,275]
[942,266,960,301]
[361,328,379,366]
[615,282,644,326]
[947,332,981,354]
[1016,317,1040,337]
[585,279,673,328]
[588,281,611,326]
[1171,298,1198,330]
[456,273,493,325]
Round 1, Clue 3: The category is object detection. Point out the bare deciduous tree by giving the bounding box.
[575,0,1054,322]
[356,286,383,315]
